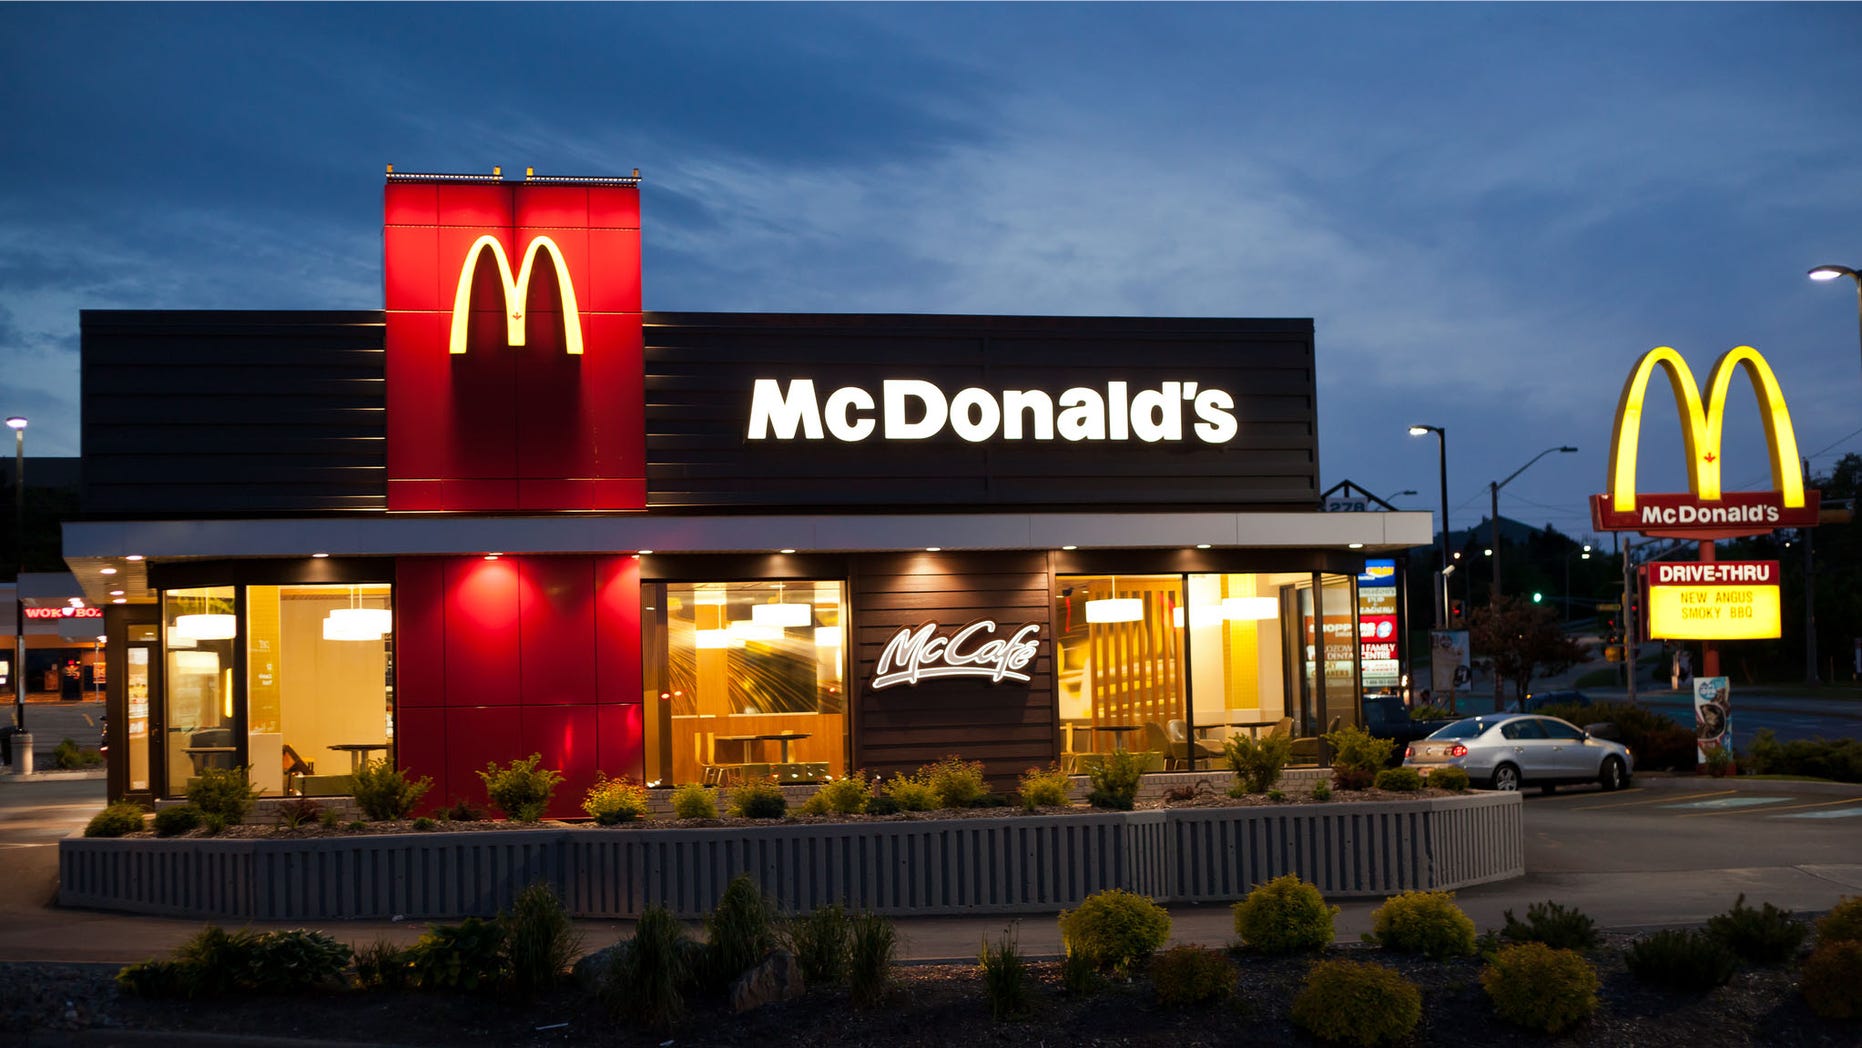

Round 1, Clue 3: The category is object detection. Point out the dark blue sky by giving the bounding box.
[4,3,1859,539]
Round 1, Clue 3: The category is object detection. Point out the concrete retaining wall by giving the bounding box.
[59,792,1520,920]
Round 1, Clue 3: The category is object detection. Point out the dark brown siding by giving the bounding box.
[850,551,1056,782]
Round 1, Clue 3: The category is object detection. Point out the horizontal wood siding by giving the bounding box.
[851,551,1055,781]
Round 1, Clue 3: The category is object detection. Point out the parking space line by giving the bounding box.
[1672,797,1795,817]
[1775,806,1862,820]
[1736,798,1862,818]
[1570,788,1726,812]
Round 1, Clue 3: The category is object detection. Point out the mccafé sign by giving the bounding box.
[1591,345,1820,539]
[872,619,1042,690]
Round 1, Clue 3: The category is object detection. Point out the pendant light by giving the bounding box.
[751,581,812,628]
[324,586,392,641]
[1084,576,1144,623]
[1222,596,1279,621]
[175,591,236,640]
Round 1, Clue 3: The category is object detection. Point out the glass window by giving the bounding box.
[642,581,846,786]
[1053,575,1187,770]
[1501,718,1547,741]
[161,586,238,796]
[246,584,393,797]
[1539,719,1587,742]
[1181,573,1296,762]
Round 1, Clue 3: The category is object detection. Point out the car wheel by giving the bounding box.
[1599,756,1626,792]
[1491,764,1520,791]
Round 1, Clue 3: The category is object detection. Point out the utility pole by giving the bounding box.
[1803,458,1818,685]
[1623,536,1638,704]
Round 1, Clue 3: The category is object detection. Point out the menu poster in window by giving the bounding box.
[1356,560,1399,688]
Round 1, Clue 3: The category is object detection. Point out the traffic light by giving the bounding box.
[1531,592,1543,604]
[1450,599,1464,622]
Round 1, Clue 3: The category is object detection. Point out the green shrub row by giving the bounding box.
[1537,700,1696,771]
[1746,729,1862,783]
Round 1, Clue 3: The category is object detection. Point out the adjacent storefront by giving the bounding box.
[68,170,1429,814]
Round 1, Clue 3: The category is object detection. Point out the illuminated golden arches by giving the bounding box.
[448,234,584,355]
[1606,345,1804,512]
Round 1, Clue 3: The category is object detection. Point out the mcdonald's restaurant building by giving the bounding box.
[68,171,1431,817]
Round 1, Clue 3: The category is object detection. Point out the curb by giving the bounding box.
[0,769,107,783]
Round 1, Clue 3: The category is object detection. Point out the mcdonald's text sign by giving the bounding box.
[1590,346,1819,538]
[384,174,645,511]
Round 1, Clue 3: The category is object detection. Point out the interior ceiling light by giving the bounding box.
[1196,543,1212,549]
[637,549,653,555]
[109,590,124,596]
[1222,597,1279,621]
[125,555,144,562]
[175,614,237,640]
[751,581,812,628]
[727,619,782,643]
[778,548,797,554]
[1348,542,1365,549]
[100,567,118,576]
[1084,576,1144,623]
[112,598,127,604]
[323,586,391,641]
[1061,545,1078,551]
[312,553,330,559]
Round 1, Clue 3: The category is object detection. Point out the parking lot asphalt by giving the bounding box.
[3,772,1859,965]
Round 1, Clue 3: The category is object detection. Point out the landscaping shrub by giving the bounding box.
[604,905,691,1029]
[1310,780,1332,802]
[1085,750,1144,810]
[1223,731,1292,795]
[1018,764,1072,809]
[1703,745,1736,777]
[348,758,433,821]
[879,771,939,811]
[1427,766,1471,792]
[1291,959,1421,1046]
[1372,767,1423,792]
[1266,788,1285,802]
[923,755,989,808]
[1800,938,1862,1019]
[704,874,776,987]
[1057,889,1171,976]
[476,753,563,822]
[1707,893,1806,964]
[581,773,651,825]
[1061,947,1098,996]
[53,737,103,769]
[272,797,322,830]
[1232,874,1337,954]
[353,939,412,990]
[152,804,203,837]
[781,904,851,987]
[848,912,898,1008]
[239,929,353,993]
[1814,895,1862,945]
[115,960,191,998]
[1747,729,1862,783]
[412,816,436,831]
[186,765,260,823]
[978,930,1031,1019]
[1367,890,1476,958]
[726,779,788,819]
[1481,942,1598,1034]
[799,773,872,815]
[117,926,351,998]
[84,802,145,838]
[202,814,230,835]
[441,798,484,821]
[671,782,719,820]
[1500,900,1600,952]
[864,794,902,815]
[316,807,343,830]
[1325,724,1393,790]
[406,917,508,992]
[503,882,581,998]
[1149,944,1235,1007]
[1624,928,1735,990]
[1540,700,1694,771]
[1410,704,1453,721]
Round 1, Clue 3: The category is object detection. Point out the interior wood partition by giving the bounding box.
[1087,579,1185,750]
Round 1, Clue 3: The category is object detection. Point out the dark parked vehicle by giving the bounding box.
[1507,688,1593,714]
[1362,694,1460,752]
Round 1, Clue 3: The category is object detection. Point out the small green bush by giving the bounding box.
[115,959,191,998]
[53,737,103,769]
[203,813,230,835]
[1058,888,1171,977]
[1291,959,1421,1046]
[1427,766,1471,791]
[671,782,719,820]
[1624,928,1735,990]
[273,797,322,830]
[604,905,690,1029]
[727,779,788,819]
[1266,788,1286,802]
[1325,725,1394,790]
[1410,704,1453,721]
[1500,900,1599,951]
[978,930,1031,1020]
[880,771,939,811]
[1367,890,1476,958]
[153,804,203,837]
[441,798,483,821]
[800,773,872,815]
[1149,944,1235,1007]
[1224,731,1293,795]
[1481,942,1599,1033]
[84,802,146,838]
[349,758,432,821]
[923,756,989,808]
[477,753,563,822]
[582,773,652,825]
[864,794,902,815]
[1707,894,1806,965]
[1232,874,1337,954]
[1800,938,1862,1019]
[1814,895,1862,945]
[316,807,342,830]
[412,816,437,831]
[1372,767,1424,792]
[1061,948,1098,996]
[186,765,260,823]
[239,929,352,993]
[345,819,365,831]
[1747,729,1862,783]
[705,874,776,987]
[354,939,411,990]
[848,912,898,1008]
[1018,764,1072,809]
[1086,750,1144,811]
[1310,780,1332,802]
[406,917,508,991]
[782,904,851,987]
[117,926,351,998]
[503,882,581,998]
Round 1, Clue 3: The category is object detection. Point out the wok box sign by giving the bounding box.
[1643,560,1781,641]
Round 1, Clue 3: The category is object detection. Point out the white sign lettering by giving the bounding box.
[748,379,1239,445]
[872,619,1042,690]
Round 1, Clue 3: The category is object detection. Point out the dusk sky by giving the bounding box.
[4,3,1859,542]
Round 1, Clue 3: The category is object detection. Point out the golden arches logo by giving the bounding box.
[1606,345,1803,513]
[449,234,583,355]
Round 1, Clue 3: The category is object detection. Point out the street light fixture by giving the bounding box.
[1408,425,1449,627]
[1490,444,1577,709]
[1564,543,1592,623]
[6,415,24,768]
[1808,265,1861,382]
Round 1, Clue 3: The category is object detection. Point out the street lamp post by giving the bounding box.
[1564,543,1591,623]
[1408,426,1449,628]
[1808,265,1862,382]
[6,416,26,774]
[1489,444,1578,710]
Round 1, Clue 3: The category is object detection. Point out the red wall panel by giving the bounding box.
[443,558,519,706]
[597,703,645,783]
[522,704,598,820]
[394,706,447,813]
[519,558,596,705]
[595,556,642,706]
[443,705,528,810]
[395,559,446,708]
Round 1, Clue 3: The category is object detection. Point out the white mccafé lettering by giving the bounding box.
[747,379,1240,444]
[872,620,1042,690]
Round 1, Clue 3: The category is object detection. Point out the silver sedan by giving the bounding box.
[1403,713,1634,793]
